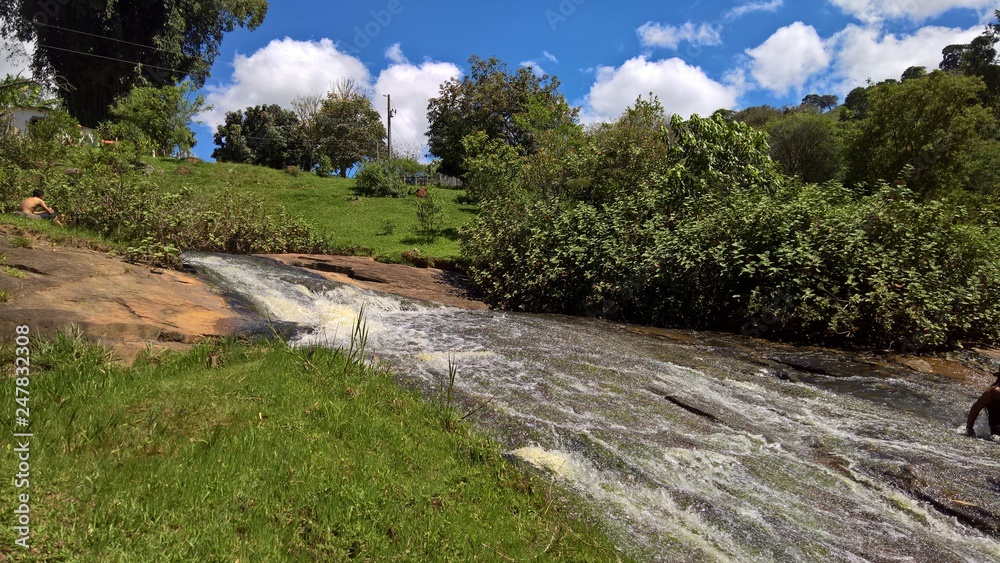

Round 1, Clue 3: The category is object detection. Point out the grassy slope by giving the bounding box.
[0,336,622,561]
[148,158,476,262]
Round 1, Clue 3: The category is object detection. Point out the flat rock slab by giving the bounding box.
[0,230,245,362]
[261,254,488,311]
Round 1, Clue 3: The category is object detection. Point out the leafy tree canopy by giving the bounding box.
[427,55,578,178]
[801,93,838,112]
[842,70,995,199]
[0,0,267,127]
[315,86,385,178]
[212,104,303,170]
[106,81,207,157]
[0,74,59,109]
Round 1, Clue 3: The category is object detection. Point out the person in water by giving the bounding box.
[18,189,60,222]
[965,372,1000,436]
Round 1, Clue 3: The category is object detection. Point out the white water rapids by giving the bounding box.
[186,252,1000,562]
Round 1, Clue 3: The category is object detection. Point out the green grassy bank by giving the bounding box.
[0,334,621,561]
[147,158,475,263]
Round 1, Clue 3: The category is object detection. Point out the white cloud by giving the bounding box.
[637,21,723,50]
[385,43,408,65]
[724,0,784,21]
[543,50,559,63]
[519,60,546,77]
[826,23,981,93]
[373,54,461,158]
[745,22,830,95]
[582,56,739,122]
[199,37,370,130]
[827,0,997,23]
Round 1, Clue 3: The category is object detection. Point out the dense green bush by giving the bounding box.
[463,109,1000,350]
[354,160,405,197]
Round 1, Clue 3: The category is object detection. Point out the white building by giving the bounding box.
[2,106,98,144]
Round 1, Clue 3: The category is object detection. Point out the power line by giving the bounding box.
[24,18,208,63]
[36,43,209,78]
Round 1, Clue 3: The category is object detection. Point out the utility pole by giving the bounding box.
[384,94,396,161]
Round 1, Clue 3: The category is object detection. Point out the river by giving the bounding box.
[186,252,1000,562]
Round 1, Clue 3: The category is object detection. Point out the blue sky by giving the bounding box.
[2,1,997,161]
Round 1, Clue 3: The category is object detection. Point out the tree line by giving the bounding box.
[427,13,1000,350]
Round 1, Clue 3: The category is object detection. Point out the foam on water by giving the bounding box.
[186,252,1000,561]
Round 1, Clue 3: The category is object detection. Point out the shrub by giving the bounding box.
[462,109,1000,350]
[415,192,444,241]
[354,160,405,197]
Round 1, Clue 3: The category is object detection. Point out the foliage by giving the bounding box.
[315,90,385,177]
[415,192,444,241]
[0,106,81,172]
[0,74,59,109]
[0,0,267,127]
[842,70,995,199]
[462,97,1000,350]
[212,104,304,170]
[106,81,207,157]
[314,153,333,177]
[730,104,783,128]
[354,159,405,198]
[427,55,578,178]
[939,10,1000,108]
[801,93,838,112]
[765,111,844,183]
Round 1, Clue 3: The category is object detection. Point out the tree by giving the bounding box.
[840,86,870,121]
[765,112,843,183]
[106,81,207,157]
[731,104,783,128]
[0,0,267,127]
[212,104,303,169]
[426,55,578,178]
[291,93,323,170]
[901,66,927,81]
[314,88,384,178]
[842,70,995,198]
[801,94,838,112]
[940,10,1000,108]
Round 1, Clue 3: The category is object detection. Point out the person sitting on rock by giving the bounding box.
[965,372,1000,437]
[18,189,61,223]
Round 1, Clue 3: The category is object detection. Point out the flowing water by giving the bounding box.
[186,252,1000,562]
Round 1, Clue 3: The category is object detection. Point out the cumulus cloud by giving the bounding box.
[826,23,981,93]
[385,43,408,65]
[637,21,723,50]
[827,0,997,24]
[199,37,370,129]
[373,53,461,158]
[745,22,830,95]
[543,51,559,63]
[724,0,784,21]
[582,56,739,122]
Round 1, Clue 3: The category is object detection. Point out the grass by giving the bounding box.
[148,158,476,263]
[0,216,120,254]
[0,334,622,561]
